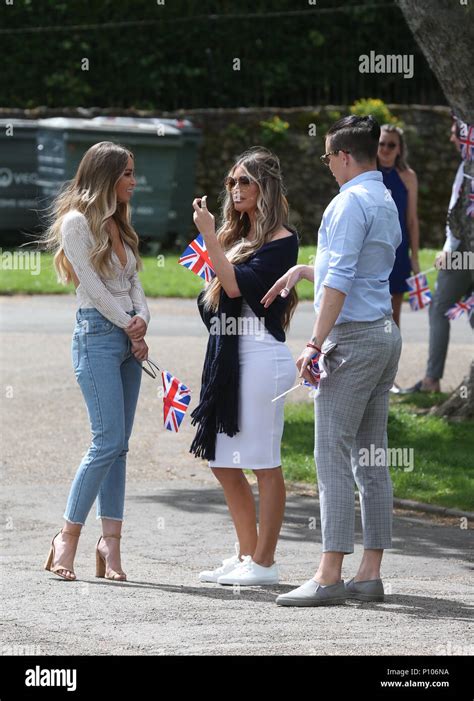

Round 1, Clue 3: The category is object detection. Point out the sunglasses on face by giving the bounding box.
[320,149,351,166]
[224,175,253,190]
[379,141,398,150]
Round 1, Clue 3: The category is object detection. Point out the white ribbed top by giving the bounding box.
[61,210,150,329]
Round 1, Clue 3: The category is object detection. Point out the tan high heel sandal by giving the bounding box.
[95,535,127,581]
[44,529,80,580]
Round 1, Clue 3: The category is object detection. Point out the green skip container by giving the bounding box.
[36,116,201,247]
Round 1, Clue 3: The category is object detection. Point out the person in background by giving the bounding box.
[377,125,420,393]
[403,117,474,393]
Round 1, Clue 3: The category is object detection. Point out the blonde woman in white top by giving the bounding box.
[41,141,150,581]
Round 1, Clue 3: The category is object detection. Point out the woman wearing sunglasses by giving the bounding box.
[190,147,299,586]
[377,125,420,337]
[41,141,150,582]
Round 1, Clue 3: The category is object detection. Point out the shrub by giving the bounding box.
[350,98,403,128]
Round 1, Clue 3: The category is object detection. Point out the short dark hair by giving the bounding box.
[326,115,380,163]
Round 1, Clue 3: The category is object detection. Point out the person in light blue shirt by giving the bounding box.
[313,169,402,324]
[262,115,403,608]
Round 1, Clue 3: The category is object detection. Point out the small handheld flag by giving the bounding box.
[272,354,322,402]
[303,354,322,388]
[140,358,191,432]
[162,371,192,432]
[445,294,474,321]
[459,122,474,162]
[406,273,432,311]
[179,233,216,282]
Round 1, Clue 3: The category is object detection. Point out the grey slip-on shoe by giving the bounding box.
[397,380,422,395]
[276,578,347,607]
[345,577,385,602]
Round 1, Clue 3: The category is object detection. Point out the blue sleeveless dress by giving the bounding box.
[380,166,411,294]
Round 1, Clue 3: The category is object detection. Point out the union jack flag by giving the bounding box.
[467,181,474,218]
[161,371,191,432]
[406,273,432,311]
[178,234,216,282]
[459,122,474,162]
[303,353,322,390]
[445,294,474,321]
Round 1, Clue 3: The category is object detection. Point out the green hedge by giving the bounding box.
[2,0,443,109]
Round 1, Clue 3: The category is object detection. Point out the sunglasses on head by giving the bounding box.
[225,175,254,190]
[379,141,398,150]
[320,149,351,166]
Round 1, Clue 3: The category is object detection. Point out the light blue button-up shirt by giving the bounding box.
[314,170,402,324]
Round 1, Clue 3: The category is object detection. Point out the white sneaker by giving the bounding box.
[217,555,279,585]
[199,543,241,583]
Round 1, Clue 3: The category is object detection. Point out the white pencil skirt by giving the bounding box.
[208,301,296,470]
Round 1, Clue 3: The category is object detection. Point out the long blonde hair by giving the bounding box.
[202,146,298,331]
[379,124,409,171]
[39,141,143,283]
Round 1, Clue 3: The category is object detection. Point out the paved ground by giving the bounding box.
[0,295,472,656]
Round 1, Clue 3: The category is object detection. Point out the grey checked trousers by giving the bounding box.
[426,265,474,380]
[314,315,402,553]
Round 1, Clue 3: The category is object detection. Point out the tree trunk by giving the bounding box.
[430,361,473,419]
[396,0,474,419]
[395,0,473,123]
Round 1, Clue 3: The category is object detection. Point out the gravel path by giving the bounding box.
[0,295,472,656]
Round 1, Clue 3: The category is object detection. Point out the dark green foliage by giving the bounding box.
[1,0,444,109]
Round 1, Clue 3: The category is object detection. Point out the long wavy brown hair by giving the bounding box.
[39,141,143,283]
[202,146,298,331]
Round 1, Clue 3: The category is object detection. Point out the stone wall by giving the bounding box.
[0,104,456,247]
[186,104,457,249]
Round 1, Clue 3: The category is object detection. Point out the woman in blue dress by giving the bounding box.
[378,125,420,327]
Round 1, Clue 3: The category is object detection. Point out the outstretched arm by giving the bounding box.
[260,264,314,307]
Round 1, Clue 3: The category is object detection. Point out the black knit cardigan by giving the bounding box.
[189,229,299,461]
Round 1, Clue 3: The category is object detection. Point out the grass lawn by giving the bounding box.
[0,246,438,300]
[279,394,474,512]
[6,243,467,510]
